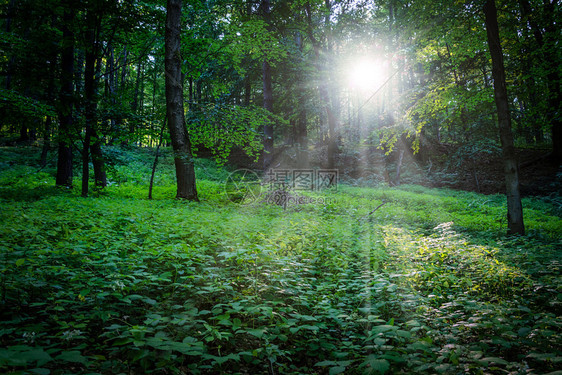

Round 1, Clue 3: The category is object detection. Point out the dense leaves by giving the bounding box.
[1,147,560,374]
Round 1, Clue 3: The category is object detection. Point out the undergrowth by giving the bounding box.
[0,146,560,374]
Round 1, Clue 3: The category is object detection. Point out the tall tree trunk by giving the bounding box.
[129,59,143,144]
[294,32,308,168]
[152,57,158,115]
[132,60,142,113]
[262,0,274,171]
[106,44,117,143]
[394,149,404,186]
[263,59,274,171]
[19,125,28,142]
[82,12,106,194]
[91,42,107,188]
[82,13,96,197]
[326,107,337,169]
[306,1,337,169]
[148,118,167,200]
[139,65,145,118]
[91,135,107,187]
[56,7,74,188]
[41,17,58,168]
[165,0,198,200]
[120,48,128,89]
[484,0,525,235]
[324,0,338,169]
[117,47,128,145]
[40,116,51,167]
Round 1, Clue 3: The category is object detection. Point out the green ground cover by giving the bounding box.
[1,147,560,374]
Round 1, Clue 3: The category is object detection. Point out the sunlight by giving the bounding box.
[346,57,388,92]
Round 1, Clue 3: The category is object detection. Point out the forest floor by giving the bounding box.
[0,146,561,374]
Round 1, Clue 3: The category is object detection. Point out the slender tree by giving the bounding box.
[81,11,96,197]
[484,0,525,235]
[262,0,274,171]
[165,0,198,200]
[56,5,75,188]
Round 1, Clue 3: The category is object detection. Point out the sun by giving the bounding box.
[347,57,388,92]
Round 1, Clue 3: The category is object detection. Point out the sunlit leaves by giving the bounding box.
[187,104,287,165]
[228,20,288,66]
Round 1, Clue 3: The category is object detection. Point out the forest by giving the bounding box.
[0,0,561,374]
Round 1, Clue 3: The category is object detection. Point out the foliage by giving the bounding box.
[187,104,284,166]
[0,147,560,374]
[0,89,56,123]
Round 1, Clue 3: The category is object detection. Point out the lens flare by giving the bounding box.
[347,57,388,92]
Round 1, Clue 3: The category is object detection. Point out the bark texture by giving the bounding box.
[165,0,198,200]
[484,0,525,235]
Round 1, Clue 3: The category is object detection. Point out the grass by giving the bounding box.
[0,146,561,374]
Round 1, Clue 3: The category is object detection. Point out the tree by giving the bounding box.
[261,0,274,171]
[165,0,198,200]
[56,4,75,188]
[483,0,525,235]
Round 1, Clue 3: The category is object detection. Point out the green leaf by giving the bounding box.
[329,366,347,375]
[366,357,390,374]
[245,328,266,338]
[480,357,508,365]
[370,325,396,334]
[396,330,411,338]
[517,327,531,337]
[315,360,337,366]
[113,338,133,346]
[56,350,88,365]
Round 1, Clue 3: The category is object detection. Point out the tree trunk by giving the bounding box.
[484,0,525,235]
[306,1,337,169]
[262,0,274,171]
[82,14,97,197]
[117,47,128,145]
[294,33,308,168]
[394,149,405,186]
[82,12,107,194]
[40,116,51,167]
[263,59,274,171]
[91,42,107,188]
[56,7,74,188]
[326,106,337,169]
[165,0,198,200]
[19,125,29,142]
[41,19,57,168]
[132,60,142,113]
[152,57,158,114]
[106,44,117,143]
[149,118,167,200]
[91,138,107,187]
